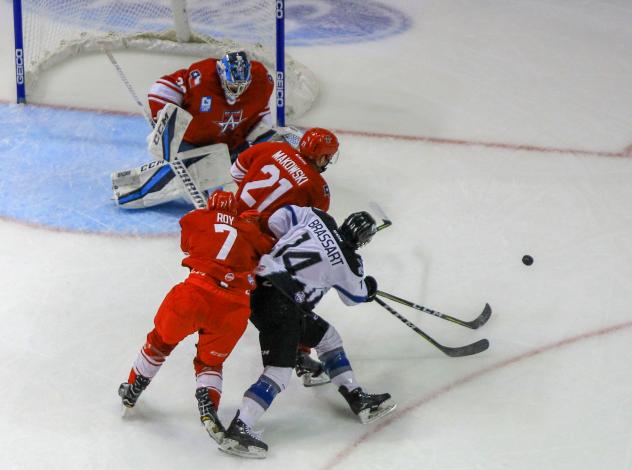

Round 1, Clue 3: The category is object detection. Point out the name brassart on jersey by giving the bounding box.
[271,150,308,186]
[307,218,344,266]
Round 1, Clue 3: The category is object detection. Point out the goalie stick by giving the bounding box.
[103,46,207,209]
[374,297,489,357]
[377,291,492,330]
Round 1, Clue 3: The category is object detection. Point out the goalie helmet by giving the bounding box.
[299,128,339,172]
[207,189,237,214]
[338,211,377,249]
[216,51,252,104]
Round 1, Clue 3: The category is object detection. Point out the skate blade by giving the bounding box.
[219,439,267,459]
[302,374,331,387]
[120,402,134,417]
[358,402,397,424]
[202,420,225,444]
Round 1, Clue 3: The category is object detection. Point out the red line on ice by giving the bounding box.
[322,320,632,469]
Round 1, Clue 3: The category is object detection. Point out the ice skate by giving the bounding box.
[118,374,150,409]
[219,412,268,459]
[339,386,396,424]
[195,387,225,444]
[295,350,331,387]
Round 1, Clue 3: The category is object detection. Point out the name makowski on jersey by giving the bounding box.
[256,205,372,309]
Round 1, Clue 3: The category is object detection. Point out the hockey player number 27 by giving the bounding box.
[240,164,293,212]
[214,224,237,260]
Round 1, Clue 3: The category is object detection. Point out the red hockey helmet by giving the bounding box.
[299,128,339,172]
[207,189,237,214]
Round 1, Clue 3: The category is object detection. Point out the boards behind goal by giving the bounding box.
[11,0,318,124]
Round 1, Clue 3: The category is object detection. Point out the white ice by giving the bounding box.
[1,1,632,469]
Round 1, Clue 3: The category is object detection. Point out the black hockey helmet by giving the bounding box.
[338,211,377,249]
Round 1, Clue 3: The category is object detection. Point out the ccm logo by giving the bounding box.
[15,49,24,85]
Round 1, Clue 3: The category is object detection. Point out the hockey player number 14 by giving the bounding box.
[240,164,293,212]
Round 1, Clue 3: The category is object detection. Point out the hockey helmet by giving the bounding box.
[299,128,339,172]
[338,211,377,249]
[207,189,237,214]
[216,51,252,104]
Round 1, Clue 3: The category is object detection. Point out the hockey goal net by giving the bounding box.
[14,0,318,121]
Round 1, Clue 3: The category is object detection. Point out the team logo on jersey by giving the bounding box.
[189,70,202,87]
[216,110,243,133]
[200,96,212,112]
[294,291,306,304]
[323,183,330,197]
[224,272,235,282]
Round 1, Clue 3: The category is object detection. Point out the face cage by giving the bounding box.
[222,79,251,102]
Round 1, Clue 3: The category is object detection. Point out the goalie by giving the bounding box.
[112,50,283,209]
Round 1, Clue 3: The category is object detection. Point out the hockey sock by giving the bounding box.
[240,366,291,427]
[315,326,360,392]
[194,362,223,410]
[128,329,176,382]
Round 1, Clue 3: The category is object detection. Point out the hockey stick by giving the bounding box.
[374,297,489,357]
[369,202,392,231]
[103,46,207,209]
[376,291,492,330]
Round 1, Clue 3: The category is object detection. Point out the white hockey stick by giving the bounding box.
[369,201,392,231]
[103,46,208,209]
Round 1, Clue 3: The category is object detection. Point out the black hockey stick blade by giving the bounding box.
[466,303,492,329]
[440,338,489,357]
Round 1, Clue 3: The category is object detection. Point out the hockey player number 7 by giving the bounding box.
[240,164,293,212]
[214,224,237,260]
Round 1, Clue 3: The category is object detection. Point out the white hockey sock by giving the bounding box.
[238,396,267,428]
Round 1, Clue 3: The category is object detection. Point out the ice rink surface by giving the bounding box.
[1,1,632,469]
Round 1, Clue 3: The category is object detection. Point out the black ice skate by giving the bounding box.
[219,412,268,459]
[118,374,150,408]
[338,386,397,424]
[195,387,225,444]
[295,350,331,387]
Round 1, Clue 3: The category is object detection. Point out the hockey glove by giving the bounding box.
[364,276,378,302]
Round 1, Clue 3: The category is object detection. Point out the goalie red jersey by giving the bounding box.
[230,141,331,227]
[148,57,273,151]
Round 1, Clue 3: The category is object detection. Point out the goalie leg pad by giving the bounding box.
[112,149,232,209]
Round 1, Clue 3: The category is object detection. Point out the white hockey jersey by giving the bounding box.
[256,205,372,309]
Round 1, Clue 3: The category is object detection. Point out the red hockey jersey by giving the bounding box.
[230,141,331,229]
[179,208,275,294]
[148,58,274,151]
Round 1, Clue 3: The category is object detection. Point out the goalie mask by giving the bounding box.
[299,128,339,173]
[216,51,252,104]
[207,189,237,214]
[338,211,377,249]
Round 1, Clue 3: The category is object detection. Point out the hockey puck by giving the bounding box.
[522,255,533,266]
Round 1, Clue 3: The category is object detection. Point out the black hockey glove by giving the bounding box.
[364,276,378,302]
